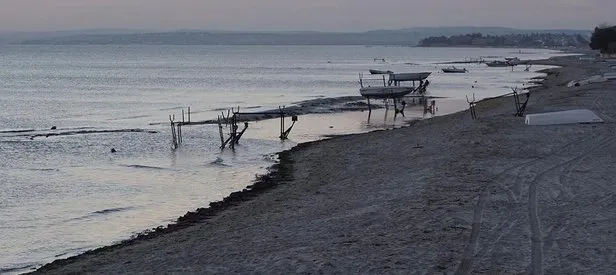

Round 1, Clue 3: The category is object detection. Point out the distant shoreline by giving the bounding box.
[3,27,590,46]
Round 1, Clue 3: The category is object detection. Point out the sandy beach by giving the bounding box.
[31,54,616,274]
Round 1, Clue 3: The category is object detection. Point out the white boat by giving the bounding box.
[388,72,431,82]
[442,66,467,73]
[358,71,430,99]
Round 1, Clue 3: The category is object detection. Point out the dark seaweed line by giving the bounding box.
[28,129,158,139]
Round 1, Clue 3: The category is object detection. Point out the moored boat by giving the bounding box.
[388,72,431,82]
[358,71,431,99]
[359,86,415,98]
[442,66,467,73]
[485,60,511,67]
[369,69,394,75]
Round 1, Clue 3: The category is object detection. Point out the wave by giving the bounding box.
[123,164,165,170]
[107,114,151,121]
[53,247,92,258]
[158,106,185,111]
[92,207,134,215]
[211,104,260,112]
[0,263,39,274]
[64,206,135,223]
[27,168,60,172]
[209,157,230,167]
[0,129,36,134]
[27,128,158,139]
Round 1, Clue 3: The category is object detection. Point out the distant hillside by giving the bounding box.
[0,29,150,44]
[383,26,591,36]
[418,33,590,49]
[12,27,592,46]
[18,31,420,46]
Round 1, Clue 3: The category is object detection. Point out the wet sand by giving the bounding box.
[32,55,616,274]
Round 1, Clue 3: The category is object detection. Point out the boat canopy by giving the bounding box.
[388,72,431,82]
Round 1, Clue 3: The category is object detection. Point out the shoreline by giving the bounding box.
[30,53,615,274]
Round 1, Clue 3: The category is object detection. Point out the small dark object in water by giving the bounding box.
[329,126,334,128]
[110,148,117,153]
[51,126,57,130]
[574,83,580,87]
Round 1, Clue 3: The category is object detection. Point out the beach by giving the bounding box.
[29,54,616,274]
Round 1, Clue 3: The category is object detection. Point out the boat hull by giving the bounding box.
[369,69,393,75]
[389,72,431,82]
[485,61,511,67]
[442,68,467,73]
[359,86,414,99]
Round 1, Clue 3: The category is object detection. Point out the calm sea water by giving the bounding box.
[0,45,562,273]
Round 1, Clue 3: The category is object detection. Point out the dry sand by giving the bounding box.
[32,55,616,274]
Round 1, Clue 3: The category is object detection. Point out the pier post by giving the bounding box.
[170,115,178,149]
[466,94,477,120]
[279,106,285,139]
[367,97,372,120]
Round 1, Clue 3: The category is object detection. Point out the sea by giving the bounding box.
[0,45,564,273]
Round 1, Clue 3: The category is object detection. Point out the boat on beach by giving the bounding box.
[442,66,467,73]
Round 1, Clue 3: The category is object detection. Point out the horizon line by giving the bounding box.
[0,25,594,34]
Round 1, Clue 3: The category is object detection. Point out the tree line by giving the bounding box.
[418,33,589,48]
[590,25,616,54]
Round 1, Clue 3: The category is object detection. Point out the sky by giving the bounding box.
[0,0,613,32]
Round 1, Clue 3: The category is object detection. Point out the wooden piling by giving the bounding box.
[279,106,285,139]
[170,115,178,149]
[466,94,477,119]
[218,116,225,149]
[367,97,372,120]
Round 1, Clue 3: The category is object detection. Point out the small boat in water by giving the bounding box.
[369,69,394,75]
[359,71,431,99]
[359,86,416,98]
[442,66,467,73]
[388,72,431,82]
[485,60,511,67]
[505,57,523,65]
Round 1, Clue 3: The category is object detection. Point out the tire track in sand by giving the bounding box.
[526,136,610,275]
[454,135,605,275]
[454,158,541,275]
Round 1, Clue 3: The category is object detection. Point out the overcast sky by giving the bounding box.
[0,0,613,32]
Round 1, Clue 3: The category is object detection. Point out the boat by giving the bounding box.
[442,66,467,73]
[358,72,431,99]
[369,69,394,75]
[388,72,431,82]
[359,86,416,98]
[505,57,526,65]
[485,60,511,67]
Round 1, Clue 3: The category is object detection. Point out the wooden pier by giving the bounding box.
[167,106,298,151]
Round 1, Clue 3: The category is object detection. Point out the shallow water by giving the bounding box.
[0,45,563,273]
